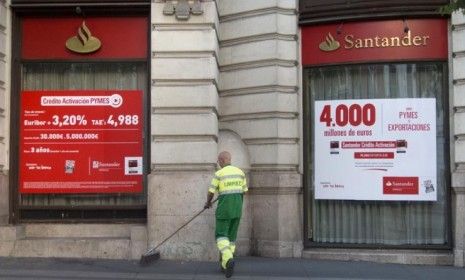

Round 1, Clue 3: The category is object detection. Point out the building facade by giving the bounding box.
[0,0,465,267]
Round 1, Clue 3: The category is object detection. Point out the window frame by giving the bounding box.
[302,61,453,250]
[9,7,151,224]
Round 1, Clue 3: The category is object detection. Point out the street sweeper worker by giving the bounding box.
[204,151,248,278]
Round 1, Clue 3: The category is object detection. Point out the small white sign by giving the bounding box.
[125,157,143,175]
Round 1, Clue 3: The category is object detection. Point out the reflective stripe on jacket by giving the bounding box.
[208,165,248,195]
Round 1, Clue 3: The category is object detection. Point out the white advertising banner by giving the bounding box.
[314,98,436,201]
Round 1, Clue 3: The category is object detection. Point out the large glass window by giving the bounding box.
[305,63,449,245]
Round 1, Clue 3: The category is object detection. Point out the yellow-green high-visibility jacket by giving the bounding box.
[208,165,248,219]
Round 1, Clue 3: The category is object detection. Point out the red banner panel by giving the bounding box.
[22,17,148,60]
[383,177,419,195]
[19,90,143,193]
[342,141,397,149]
[302,19,447,66]
[354,152,394,159]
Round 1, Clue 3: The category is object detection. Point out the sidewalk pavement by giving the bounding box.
[0,256,464,280]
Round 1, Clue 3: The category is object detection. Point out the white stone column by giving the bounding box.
[218,0,302,257]
[148,0,220,260]
[452,11,465,267]
[0,0,10,225]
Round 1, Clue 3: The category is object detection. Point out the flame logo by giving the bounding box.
[66,21,101,54]
[319,32,340,52]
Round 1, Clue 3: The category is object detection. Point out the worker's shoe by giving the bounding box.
[224,258,235,278]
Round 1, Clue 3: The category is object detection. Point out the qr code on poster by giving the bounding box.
[424,180,435,193]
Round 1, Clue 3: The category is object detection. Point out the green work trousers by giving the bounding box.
[215,217,241,243]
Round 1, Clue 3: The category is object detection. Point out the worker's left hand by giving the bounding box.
[204,201,212,209]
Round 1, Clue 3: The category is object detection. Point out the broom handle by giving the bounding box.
[149,197,219,252]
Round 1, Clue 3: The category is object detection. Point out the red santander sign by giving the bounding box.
[22,17,148,60]
[301,19,447,66]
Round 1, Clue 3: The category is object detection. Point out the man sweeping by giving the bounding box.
[204,151,248,278]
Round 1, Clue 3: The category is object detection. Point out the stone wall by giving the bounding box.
[217,0,303,257]
[452,11,465,267]
[148,0,220,260]
[148,0,302,260]
[0,0,10,225]
[0,224,147,260]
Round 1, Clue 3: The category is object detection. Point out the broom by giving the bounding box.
[140,197,218,265]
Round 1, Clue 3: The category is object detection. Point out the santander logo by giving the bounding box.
[66,21,102,54]
[383,177,418,195]
[319,32,340,52]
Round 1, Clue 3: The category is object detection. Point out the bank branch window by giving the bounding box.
[13,16,149,221]
[302,19,450,247]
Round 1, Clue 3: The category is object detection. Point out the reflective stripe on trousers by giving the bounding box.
[216,237,233,269]
[230,242,236,254]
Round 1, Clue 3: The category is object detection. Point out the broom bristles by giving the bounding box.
[139,250,161,266]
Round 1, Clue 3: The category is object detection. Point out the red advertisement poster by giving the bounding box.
[19,90,143,194]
